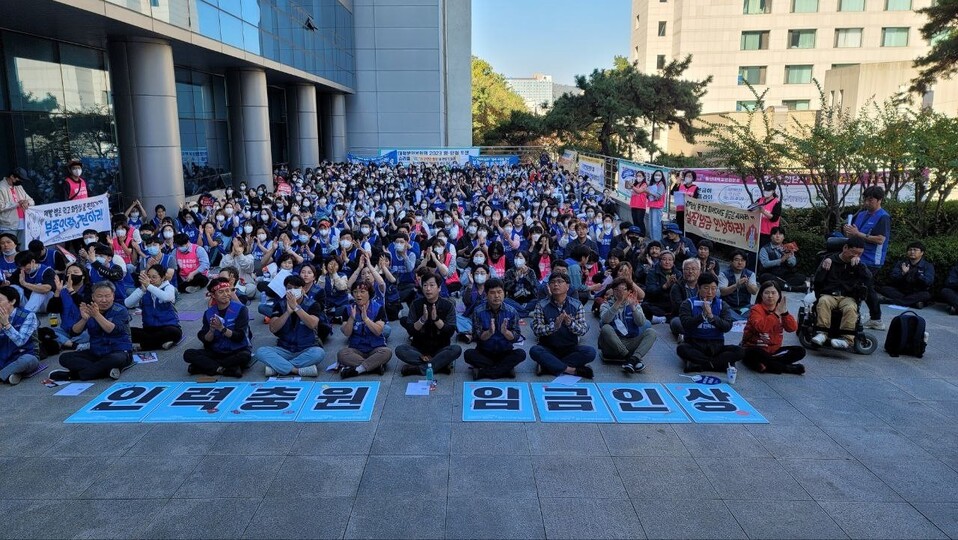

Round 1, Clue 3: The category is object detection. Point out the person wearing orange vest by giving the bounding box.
[64,159,89,201]
[173,232,210,294]
[671,170,699,232]
[752,181,782,247]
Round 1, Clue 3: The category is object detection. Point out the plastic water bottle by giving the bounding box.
[425,362,435,389]
[48,313,59,328]
[727,364,738,385]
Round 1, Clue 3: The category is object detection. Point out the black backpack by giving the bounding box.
[884,311,927,358]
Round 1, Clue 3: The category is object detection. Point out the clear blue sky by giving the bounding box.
[472,0,631,86]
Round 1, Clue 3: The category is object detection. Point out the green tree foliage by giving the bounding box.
[471,56,527,144]
[911,0,958,94]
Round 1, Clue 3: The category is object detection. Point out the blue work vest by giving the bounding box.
[86,303,133,355]
[204,301,251,353]
[347,300,386,353]
[721,267,754,309]
[0,308,38,366]
[686,297,724,341]
[275,304,319,353]
[852,208,890,268]
[141,284,180,328]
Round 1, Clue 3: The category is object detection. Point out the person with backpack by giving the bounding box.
[741,281,806,375]
[877,241,934,309]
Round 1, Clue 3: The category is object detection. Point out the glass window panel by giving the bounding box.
[4,33,63,112]
[241,0,261,23]
[741,31,770,50]
[658,21,667,36]
[738,66,767,85]
[882,27,909,46]
[886,0,911,10]
[737,101,758,111]
[792,0,818,12]
[744,0,771,13]
[243,24,261,55]
[839,0,865,10]
[835,28,863,47]
[196,0,221,41]
[784,65,813,84]
[219,12,244,49]
[219,0,242,18]
[783,100,811,110]
[176,82,195,115]
[788,29,816,48]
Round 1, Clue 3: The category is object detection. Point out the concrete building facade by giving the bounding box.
[505,73,583,115]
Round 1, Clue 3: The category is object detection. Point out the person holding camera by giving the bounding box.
[758,226,807,291]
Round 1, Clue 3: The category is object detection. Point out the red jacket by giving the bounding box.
[741,303,797,353]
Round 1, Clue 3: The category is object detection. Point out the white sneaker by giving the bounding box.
[7,373,21,385]
[298,365,319,377]
[830,338,849,349]
[651,316,667,325]
[161,341,177,350]
[864,320,886,331]
[811,332,827,346]
[264,366,276,377]
[109,368,121,380]
[76,343,90,351]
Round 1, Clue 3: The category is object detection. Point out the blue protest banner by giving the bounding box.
[530,383,614,423]
[220,381,312,422]
[597,383,691,424]
[296,382,380,422]
[468,155,520,167]
[462,382,536,422]
[664,383,767,424]
[65,382,179,423]
[143,382,246,423]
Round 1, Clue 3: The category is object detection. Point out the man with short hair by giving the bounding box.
[49,281,133,381]
[812,237,873,349]
[599,277,657,373]
[718,250,759,321]
[184,277,252,377]
[530,273,596,378]
[669,257,701,339]
[677,274,744,373]
[661,222,696,264]
[842,186,890,330]
[254,275,325,377]
[877,241,934,309]
[397,272,460,376]
[465,277,526,379]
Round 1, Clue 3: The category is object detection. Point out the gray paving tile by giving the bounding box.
[242,497,353,539]
[139,497,261,539]
[378,392,455,423]
[780,458,902,502]
[856,397,953,431]
[614,456,721,500]
[0,422,69,457]
[265,455,366,498]
[0,457,113,499]
[725,499,848,539]
[447,455,537,499]
[632,498,746,539]
[889,377,958,401]
[0,499,88,539]
[67,499,168,539]
[539,497,644,539]
[821,424,934,461]
[697,457,811,500]
[449,422,531,455]
[745,397,814,425]
[791,397,890,427]
[444,497,544,539]
[125,423,226,456]
[82,455,202,499]
[289,422,378,455]
[598,424,690,457]
[672,424,771,458]
[861,458,958,503]
[357,455,448,499]
[763,374,848,401]
[820,501,948,539]
[370,421,451,455]
[345,496,445,539]
[174,455,284,498]
[209,422,302,455]
[825,376,921,402]
[526,423,609,456]
[42,423,152,457]
[533,456,627,498]
[746,424,851,459]
[913,502,958,538]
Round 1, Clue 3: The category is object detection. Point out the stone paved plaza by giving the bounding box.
[1,289,957,539]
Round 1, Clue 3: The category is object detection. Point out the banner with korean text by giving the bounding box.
[577,155,605,191]
[25,194,111,245]
[684,198,761,253]
[617,160,670,202]
[348,150,397,165]
[384,148,479,166]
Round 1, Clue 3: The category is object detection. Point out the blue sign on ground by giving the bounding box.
[462,382,536,422]
[597,383,691,423]
[143,382,246,423]
[664,383,768,424]
[530,383,614,423]
[65,382,179,423]
[296,382,380,422]
[222,381,313,422]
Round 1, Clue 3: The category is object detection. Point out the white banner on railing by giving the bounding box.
[25,194,111,245]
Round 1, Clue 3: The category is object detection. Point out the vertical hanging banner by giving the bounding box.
[577,155,605,191]
[25,193,111,245]
[558,149,578,170]
[684,199,762,253]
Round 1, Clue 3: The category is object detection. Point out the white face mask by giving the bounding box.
[532,234,541,243]
[515,258,526,268]
[224,207,234,216]
[290,220,301,228]
[474,274,487,285]
[467,226,477,235]
[115,228,126,238]
[216,215,225,222]
[244,225,254,234]
[361,226,371,235]
[473,256,485,265]
[288,288,303,299]
[71,168,82,177]
[340,240,353,249]
[163,230,174,239]
[443,217,452,225]
[257,233,268,242]
[434,247,444,256]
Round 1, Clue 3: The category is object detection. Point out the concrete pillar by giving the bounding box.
[227,68,272,189]
[329,93,347,162]
[108,38,184,213]
[286,84,320,170]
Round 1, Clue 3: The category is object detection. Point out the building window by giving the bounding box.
[657,55,667,69]
[635,15,640,29]
[788,29,817,48]
[737,100,759,111]
[831,63,859,68]
[791,0,818,12]
[885,0,912,10]
[783,99,811,110]
[633,46,640,60]
[658,21,667,36]
[744,0,772,14]
[838,0,865,10]
[881,27,910,47]
[784,64,813,84]
[741,30,770,50]
[738,66,767,85]
[835,28,863,48]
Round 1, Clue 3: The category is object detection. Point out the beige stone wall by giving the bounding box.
[823,61,958,118]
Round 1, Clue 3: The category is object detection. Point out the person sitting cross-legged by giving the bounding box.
[465,278,526,380]
[598,277,657,373]
[338,280,391,378]
[676,274,744,373]
[183,277,251,377]
[741,281,806,375]
[254,275,325,378]
[876,241,935,309]
[530,272,596,379]
[718,249,759,321]
[50,281,134,381]
[811,237,872,350]
[124,264,182,351]
[0,285,40,385]
[397,272,461,377]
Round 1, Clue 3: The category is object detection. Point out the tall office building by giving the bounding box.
[506,73,583,115]
[0,0,471,211]
[631,0,933,114]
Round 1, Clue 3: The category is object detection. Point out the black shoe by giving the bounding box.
[622,363,635,374]
[914,302,926,309]
[574,366,594,379]
[48,369,72,381]
[507,369,516,379]
[683,363,703,373]
[222,366,243,378]
[782,363,806,375]
[535,364,546,377]
[437,364,453,375]
[400,365,421,377]
[340,366,359,379]
[187,364,200,375]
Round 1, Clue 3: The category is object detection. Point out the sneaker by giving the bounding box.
[76,343,90,351]
[400,364,421,377]
[7,373,21,385]
[161,340,177,350]
[651,316,667,325]
[535,363,546,377]
[264,366,276,377]
[676,334,684,344]
[631,360,646,373]
[222,366,243,378]
[132,344,142,352]
[782,363,806,375]
[298,365,319,377]
[864,319,886,331]
[574,365,594,379]
[340,366,359,379]
[622,363,635,374]
[914,302,926,310]
[185,285,202,294]
[109,368,121,380]
[829,338,849,349]
[811,332,827,346]
[48,369,71,381]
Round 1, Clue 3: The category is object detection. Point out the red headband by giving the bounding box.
[209,281,231,293]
